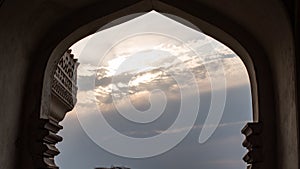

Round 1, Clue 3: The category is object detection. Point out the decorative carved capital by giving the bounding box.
[52,49,79,109]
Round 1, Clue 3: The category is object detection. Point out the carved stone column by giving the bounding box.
[35,50,78,168]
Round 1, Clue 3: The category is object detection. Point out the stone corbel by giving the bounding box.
[35,50,78,169]
[241,122,263,169]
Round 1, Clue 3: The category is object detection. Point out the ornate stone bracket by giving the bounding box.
[35,50,78,169]
[241,122,263,169]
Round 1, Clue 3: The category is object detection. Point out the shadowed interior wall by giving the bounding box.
[0,0,298,169]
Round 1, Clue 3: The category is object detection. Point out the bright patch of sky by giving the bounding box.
[56,11,252,169]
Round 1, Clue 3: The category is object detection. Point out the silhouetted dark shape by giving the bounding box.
[95,166,130,169]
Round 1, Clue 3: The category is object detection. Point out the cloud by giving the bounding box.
[154,121,248,135]
[90,118,248,142]
[71,10,250,108]
[77,63,98,77]
[77,49,249,112]
[60,11,251,169]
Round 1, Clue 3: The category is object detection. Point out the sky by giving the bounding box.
[55,11,252,169]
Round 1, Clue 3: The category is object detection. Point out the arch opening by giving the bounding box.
[50,10,254,169]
